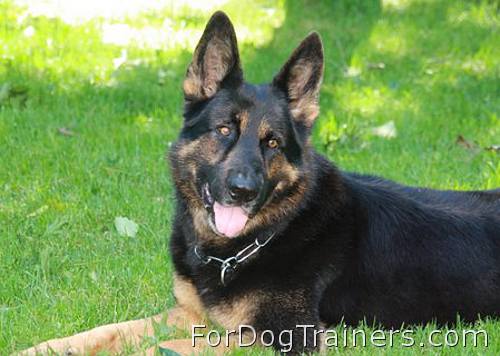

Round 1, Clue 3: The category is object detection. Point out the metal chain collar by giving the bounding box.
[194,232,276,286]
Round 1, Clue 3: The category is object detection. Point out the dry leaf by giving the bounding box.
[455,135,478,150]
[344,66,362,78]
[115,216,139,237]
[485,144,500,153]
[57,127,75,137]
[372,121,397,139]
[367,62,386,70]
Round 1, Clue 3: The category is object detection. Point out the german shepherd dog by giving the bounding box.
[23,11,499,356]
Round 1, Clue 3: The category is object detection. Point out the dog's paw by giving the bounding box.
[15,341,79,356]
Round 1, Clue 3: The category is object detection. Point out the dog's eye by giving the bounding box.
[217,126,231,136]
[267,138,279,149]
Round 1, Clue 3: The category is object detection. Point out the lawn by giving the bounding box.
[0,0,499,354]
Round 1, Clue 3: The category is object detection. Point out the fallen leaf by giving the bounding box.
[344,66,362,78]
[455,135,478,150]
[57,127,75,136]
[367,62,386,70]
[372,121,397,139]
[114,216,139,237]
[485,144,500,153]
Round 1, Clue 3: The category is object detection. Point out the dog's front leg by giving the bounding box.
[249,293,325,355]
[256,317,324,354]
[18,305,205,356]
[142,315,324,355]
[18,274,206,355]
[18,313,163,356]
[141,291,324,355]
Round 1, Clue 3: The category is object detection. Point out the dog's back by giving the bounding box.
[348,172,500,214]
[320,164,500,327]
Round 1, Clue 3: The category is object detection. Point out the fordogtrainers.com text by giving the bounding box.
[192,324,488,352]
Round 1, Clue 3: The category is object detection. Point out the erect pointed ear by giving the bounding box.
[183,11,242,103]
[272,32,324,128]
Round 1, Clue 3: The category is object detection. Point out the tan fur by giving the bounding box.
[184,37,235,101]
[203,137,222,165]
[173,274,205,318]
[176,139,201,160]
[268,155,300,183]
[247,179,307,232]
[215,144,307,236]
[170,169,199,208]
[202,39,234,98]
[170,134,224,218]
[237,111,249,132]
[208,292,259,330]
[317,322,328,354]
[258,120,271,139]
[290,97,319,125]
[191,206,214,238]
[176,136,221,166]
[288,59,320,127]
[19,314,163,356]
[19,276,208,356]
[183,71,204,99]
[288,59,313,98]
[146,333,261,356]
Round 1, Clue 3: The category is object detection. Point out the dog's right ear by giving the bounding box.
[183,11,242,104]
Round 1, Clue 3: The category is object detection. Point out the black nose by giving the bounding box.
[227,171,259,203]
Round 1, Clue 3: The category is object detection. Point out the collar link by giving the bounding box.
[194,232,276,286]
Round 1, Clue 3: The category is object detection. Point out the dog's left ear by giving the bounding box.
[272,32,324,128]
[183,11,242,103]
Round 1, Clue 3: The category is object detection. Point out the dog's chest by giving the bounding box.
[175,272,259,330]
[206,292,259,330]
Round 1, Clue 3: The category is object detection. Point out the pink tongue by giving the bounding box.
[213,201,249,238]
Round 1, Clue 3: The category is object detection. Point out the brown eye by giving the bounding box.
[268,138,279,149]
[218,126,231,136]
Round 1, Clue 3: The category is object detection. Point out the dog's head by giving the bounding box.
[170,11,323,239]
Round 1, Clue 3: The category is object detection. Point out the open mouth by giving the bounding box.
[202,183,249,238]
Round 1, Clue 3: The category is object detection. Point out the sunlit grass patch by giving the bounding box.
[368,21,411,57]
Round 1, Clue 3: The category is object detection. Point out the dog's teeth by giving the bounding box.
[203,183,214,207]
[205,185,214,204]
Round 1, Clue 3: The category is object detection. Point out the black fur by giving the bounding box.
[168,11,500,354]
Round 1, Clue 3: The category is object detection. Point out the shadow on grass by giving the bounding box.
[2,0,497,131]
[1,1,384,131]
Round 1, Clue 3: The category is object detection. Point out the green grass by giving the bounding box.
[0,0,499,354]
